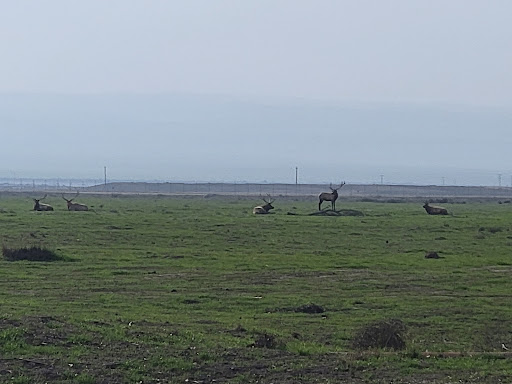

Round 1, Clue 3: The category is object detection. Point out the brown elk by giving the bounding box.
[318,182,345,211]
[253,195,275,214]
[33,195,54,211]
[423,202,448,215]
[62,192,89,211]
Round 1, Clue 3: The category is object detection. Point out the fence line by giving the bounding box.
[87,182,512,199]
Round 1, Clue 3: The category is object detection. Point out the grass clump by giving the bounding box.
[2,245,64,262]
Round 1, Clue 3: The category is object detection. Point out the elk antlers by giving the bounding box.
[330,182,345,191]
[262,194,275,204]
[62,191,80,202]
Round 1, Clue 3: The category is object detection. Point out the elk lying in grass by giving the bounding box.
[318,182,345,211]
[423,202,448,215]
[33,195,53,211]
[62,192,89,211]
[253,195,275,214]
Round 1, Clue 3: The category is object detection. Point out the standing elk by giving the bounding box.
[62,192,89,211]
[253,195,275,214]
[423,202,448,215]
[33,195,53,211]
[318,182,345,211]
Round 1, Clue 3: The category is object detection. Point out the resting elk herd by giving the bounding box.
[251,182,450,216]
[33,192,88,212]
[30,183,450,216]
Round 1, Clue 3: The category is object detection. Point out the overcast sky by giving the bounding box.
[1,1,511,184]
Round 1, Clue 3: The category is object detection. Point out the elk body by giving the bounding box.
[253,196,275,214]
[423,202,448,215]
[318,182,345,211]
[62,192,88,211]
[33,195,53,211]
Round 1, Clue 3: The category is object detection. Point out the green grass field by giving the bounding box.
[1,194,512,383]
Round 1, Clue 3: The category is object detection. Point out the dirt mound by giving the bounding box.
[309,209,364,217]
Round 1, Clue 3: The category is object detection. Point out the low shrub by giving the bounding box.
[3,246,63,262]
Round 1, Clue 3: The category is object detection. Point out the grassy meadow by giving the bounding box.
[1,193,512,383]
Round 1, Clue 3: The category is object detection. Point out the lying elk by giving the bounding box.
[318,182,345,211]
[62,192,89,211]
[33,195,54,211]
[253,195,275,214]
[423,202,448,215]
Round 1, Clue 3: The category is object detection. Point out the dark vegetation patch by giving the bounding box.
[425,251,441,259]
[266,303,325,314]
[162,254,185,259]
[2,246,64,262]
[106,225,134,230]
[479,227,504,234]
[182,299,200,304]
[227,324,248,337]
[250,332,282,349]
[295,303,325,314]
[351,319,407,350]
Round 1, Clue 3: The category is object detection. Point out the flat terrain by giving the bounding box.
[1,194,512,383]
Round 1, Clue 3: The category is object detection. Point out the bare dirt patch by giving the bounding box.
[1,316,510,383]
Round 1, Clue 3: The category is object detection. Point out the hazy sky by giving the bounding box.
[2,1,511,105]
[1,1,511,184]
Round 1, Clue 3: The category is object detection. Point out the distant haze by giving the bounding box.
[1,93,511,186]
[1,2,511,185]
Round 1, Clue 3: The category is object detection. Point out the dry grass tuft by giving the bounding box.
[351,318,407,350]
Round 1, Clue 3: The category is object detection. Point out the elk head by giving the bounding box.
[319,181,345,211]
[33,194,54,211]
[62,192,89,211]
[253,195,275,214]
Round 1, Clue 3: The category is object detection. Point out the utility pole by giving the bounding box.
[104,166,107,186]
[295,167,298,185]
